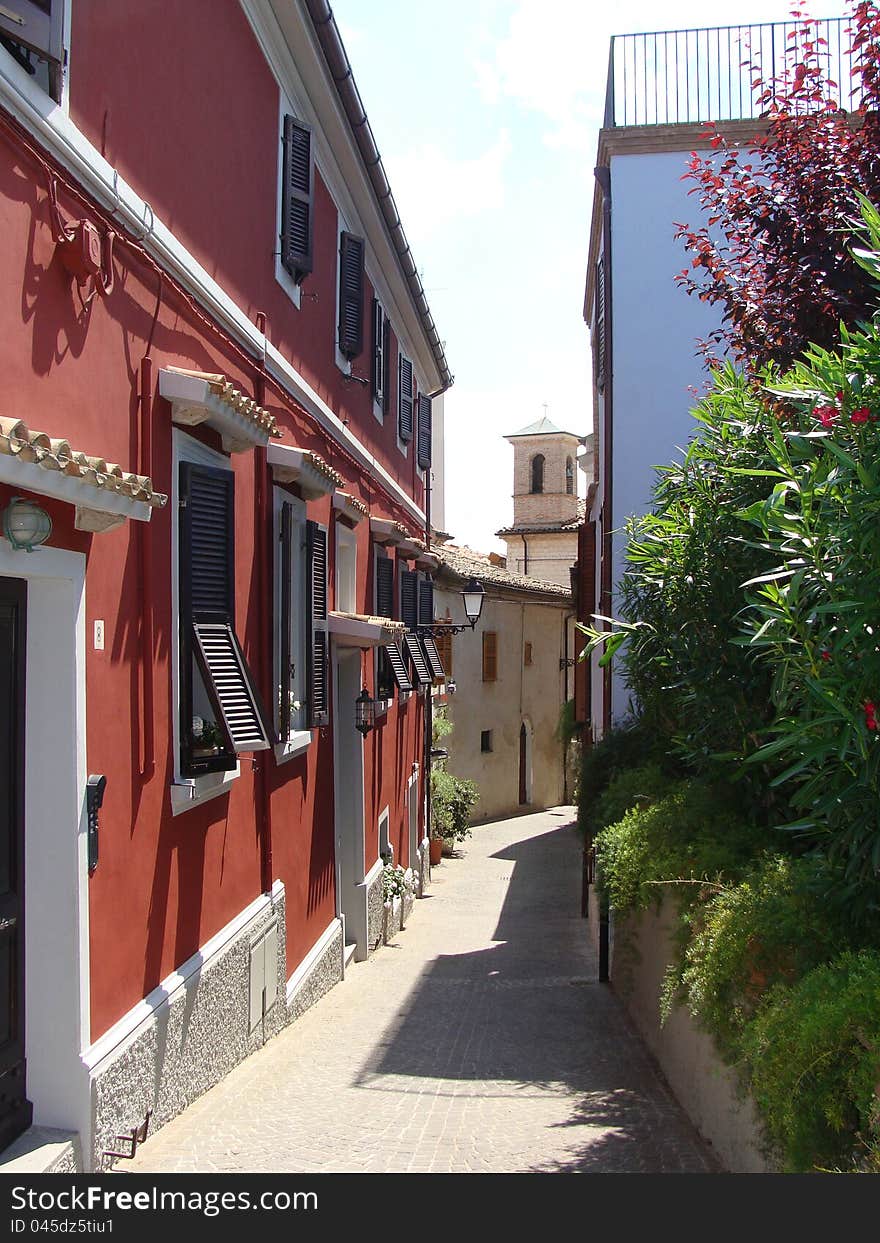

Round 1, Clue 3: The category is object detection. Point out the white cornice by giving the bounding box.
[0,44,426,528]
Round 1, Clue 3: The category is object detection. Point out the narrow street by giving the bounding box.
[123,808,717,1174]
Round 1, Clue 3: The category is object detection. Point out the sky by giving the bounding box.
[332,1,845,553]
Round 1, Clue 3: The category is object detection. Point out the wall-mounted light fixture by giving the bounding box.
[355,686,375,736]
[416,578,485,639]
[2,496,52,552]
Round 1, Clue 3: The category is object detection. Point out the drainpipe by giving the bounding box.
[138,356,155,782]
[522,534,529,577]
[254,312,273,898]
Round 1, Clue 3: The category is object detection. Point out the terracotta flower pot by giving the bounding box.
[429,837,443,865]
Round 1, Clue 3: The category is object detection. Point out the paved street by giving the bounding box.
[123,807,717,1174]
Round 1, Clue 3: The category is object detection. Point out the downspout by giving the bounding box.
[138,356,155,781]
[522,534,529,578]
[254,312,273,898]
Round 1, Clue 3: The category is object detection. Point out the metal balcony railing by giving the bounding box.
[605,17,860,128]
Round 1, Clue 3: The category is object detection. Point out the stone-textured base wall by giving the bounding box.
[287,925,343,1022]
[366,868,385,954]
[606,890,775,1173]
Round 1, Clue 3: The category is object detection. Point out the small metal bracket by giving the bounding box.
[103,1109,152,1161]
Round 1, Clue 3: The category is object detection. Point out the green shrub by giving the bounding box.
[594,778,764,916]
[577,720,663,839]
[668,855,861,1056]
[430,768,479,844]
[592,763,671,836]
[740,950,880,1172]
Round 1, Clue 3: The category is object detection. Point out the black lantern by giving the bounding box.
[355,686,375,736]
[461,578,485,628]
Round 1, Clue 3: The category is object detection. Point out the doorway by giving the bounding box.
[518,718,533,806]
[0,578,32,1150]
[332,648,367,957]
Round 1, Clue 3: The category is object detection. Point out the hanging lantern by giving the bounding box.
[355,686,375,736]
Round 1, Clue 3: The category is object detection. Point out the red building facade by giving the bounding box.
[0,0,449,1169]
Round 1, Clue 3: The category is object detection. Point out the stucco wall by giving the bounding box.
[437,588,573,821]
[601,149,723,725]
[610,894,774,1173]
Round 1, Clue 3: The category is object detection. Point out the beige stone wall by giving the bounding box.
[436,587,574,821]
[502,531,577,588]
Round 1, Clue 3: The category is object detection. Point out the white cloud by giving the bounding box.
[381,130,512,246]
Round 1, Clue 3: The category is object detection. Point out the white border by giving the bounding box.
[285,915,342,1006]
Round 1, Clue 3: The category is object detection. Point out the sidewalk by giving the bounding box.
[123,807,717,1173]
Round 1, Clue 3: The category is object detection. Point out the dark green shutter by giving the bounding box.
[418,578,433,626]
[306,521,330,727]
[398,354,413,443]
[416,393,432,469]
[281,115,314,283]
[279,502,293,739]
[400,569,417,629]
[338,232,365,359]
[371,298,385,407]
[596,256,606,393]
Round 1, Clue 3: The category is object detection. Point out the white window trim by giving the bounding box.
[275,91,303,311]
[372,297,386,426]
[273,485,313,764]
[414,371,426,481]
[335,520,357,615]
[378,807,391,862]
[170,430,240,815]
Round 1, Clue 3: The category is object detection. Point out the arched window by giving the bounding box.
[530,454,545,494]
[566,456,574,494]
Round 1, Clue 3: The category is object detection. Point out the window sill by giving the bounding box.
[374,698,392,721]
[274,730,313,764]
[170,765,240,816]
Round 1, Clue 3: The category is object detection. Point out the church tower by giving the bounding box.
[496,415,582,588]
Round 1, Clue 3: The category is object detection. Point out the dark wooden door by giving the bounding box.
[518,722,527,805]
[0,578,31,1150]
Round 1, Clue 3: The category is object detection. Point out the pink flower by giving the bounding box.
[865,701,877,731]
[851,407,872,425]
[814,404,838,428]
[821,650,831,662]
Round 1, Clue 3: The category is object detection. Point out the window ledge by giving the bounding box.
[170,766,240,816]
[274,730,313,764]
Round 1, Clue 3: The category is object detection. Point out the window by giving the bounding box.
[178,460,272,778]
[418,576,445,681]
[524,641,533,667]
[375,547,410,699]
[435,627,452,679]
[398,354,413,445]
[0,1,64,102]
[335,522,357,614]
[530,454,545,494]
[400,565,432,689]
[371,298,391,418]
[280,115,314,285]
[480,730,493,753]
[338,231,365,359]
[416,393,432,471]
[482,631,498,683]
[566,457,574,495]
[275,491,311,754]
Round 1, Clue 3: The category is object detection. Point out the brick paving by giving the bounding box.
[123,807,718,1173]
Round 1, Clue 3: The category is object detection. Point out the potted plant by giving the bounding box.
[192,716,223,757]
[431,768,479,857]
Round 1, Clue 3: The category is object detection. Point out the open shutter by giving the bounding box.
[371,298,385,408]
[279,501,293,739]
[193,623,271,752]
[405,634,433,687]
[417,393,432,470]
[383,643,412,692]
[338,232,365,359]
[398,354,413,443]
[306,520,330,727]
[422,635,445,681]
[0,0,63,63]
[281,115,314,283]
[595,256,607,394]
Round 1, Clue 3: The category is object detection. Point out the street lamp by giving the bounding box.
[354,686,375,736]
[415,578,485,638]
